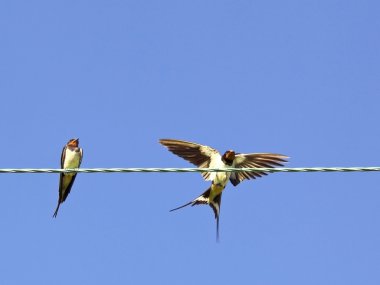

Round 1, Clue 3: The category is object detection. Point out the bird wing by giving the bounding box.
[60,145,66,168]
[58,146,67,202]
[229,153,288,186]
[79,148,83,166]
[159,139,221,181]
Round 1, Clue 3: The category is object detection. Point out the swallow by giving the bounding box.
[159,139,288,240]
[53,138,83,218]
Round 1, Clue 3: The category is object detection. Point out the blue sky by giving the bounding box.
[1,1,379,284]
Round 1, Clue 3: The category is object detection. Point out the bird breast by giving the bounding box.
[215,171,230,186]
[213,159,231,186]
[63,148,81,171]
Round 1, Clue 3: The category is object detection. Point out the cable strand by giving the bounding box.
[0,167,379,174]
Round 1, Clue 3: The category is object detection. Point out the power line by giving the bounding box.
[0,167,379,174]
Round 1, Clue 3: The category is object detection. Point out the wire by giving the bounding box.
[0,167,379,174]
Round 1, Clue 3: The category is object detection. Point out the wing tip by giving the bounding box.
[229,178,240,186]
[158,138,169,145]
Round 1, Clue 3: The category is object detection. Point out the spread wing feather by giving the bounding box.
[230,153,288,186]
[159,139,221,181]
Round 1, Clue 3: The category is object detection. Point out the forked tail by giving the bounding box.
[170,187,222,241]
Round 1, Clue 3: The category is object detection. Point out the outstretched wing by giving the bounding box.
[230,153,288,186]
[159,139,221,180]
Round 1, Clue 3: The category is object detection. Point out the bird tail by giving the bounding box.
[52,201,61,218]
[170,187,222,241]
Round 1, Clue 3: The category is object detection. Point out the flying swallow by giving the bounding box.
[159,139,288,240]
[53,138,83,218]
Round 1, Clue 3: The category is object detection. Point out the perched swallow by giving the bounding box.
[159,139,288,240]
[53,138,83,218]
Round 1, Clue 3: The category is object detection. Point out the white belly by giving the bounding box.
[213,161,231,187]
[63,148,81,174]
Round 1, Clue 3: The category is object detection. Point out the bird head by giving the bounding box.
[222,150,236,165]
[67,138,79,147]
